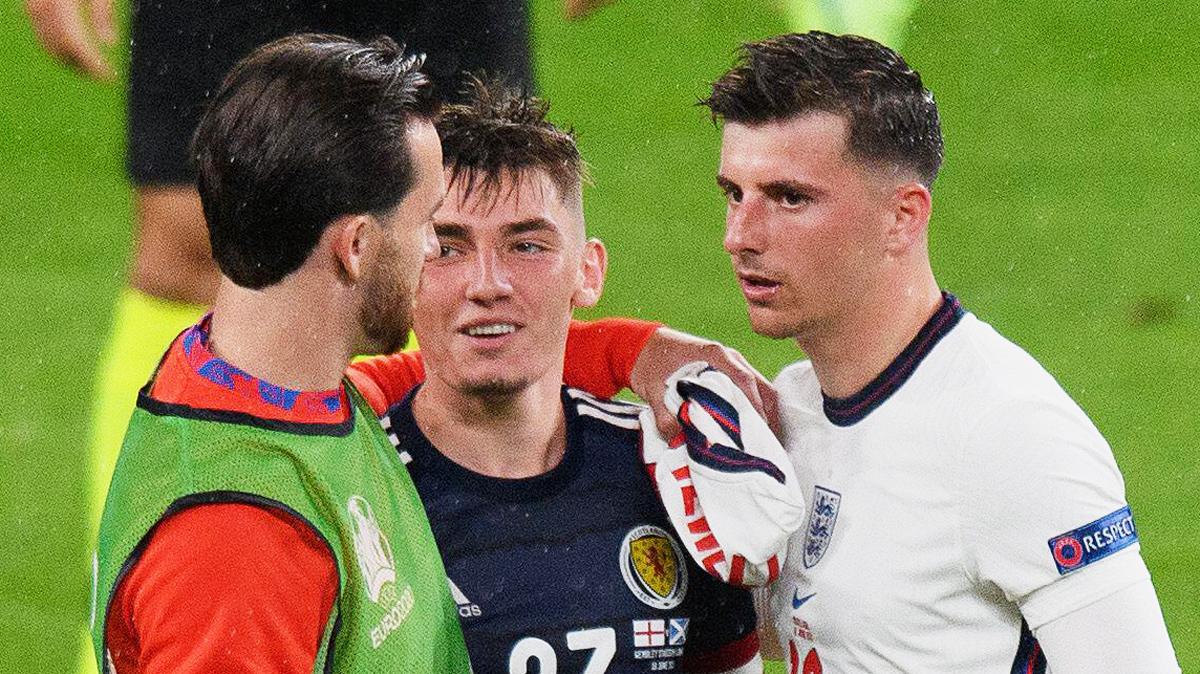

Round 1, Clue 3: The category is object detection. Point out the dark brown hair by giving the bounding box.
[436,76,586,205]
[702,32,944,186]
[191,33,438,289]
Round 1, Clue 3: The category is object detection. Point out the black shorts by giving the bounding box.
[127,0,532,185]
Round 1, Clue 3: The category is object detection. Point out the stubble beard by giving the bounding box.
[360,254,415,355]
[459,375,532,399]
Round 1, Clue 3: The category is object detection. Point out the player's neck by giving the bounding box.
[802,271,943,399]
[208,277,355,392]
[412,374,567,479]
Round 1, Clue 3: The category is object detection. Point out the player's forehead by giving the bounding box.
[435,167,579,238]
[717,112,852,185]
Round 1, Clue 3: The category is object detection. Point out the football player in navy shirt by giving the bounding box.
[355,77,763,674]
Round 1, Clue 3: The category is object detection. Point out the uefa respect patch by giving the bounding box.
[1047,505,1138,575]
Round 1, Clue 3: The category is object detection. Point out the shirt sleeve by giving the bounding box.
[563,318,661,398]
[959,395,1149,629]
[1033,577,1180,672]
[105,502,338,674]
[346,352,426,416]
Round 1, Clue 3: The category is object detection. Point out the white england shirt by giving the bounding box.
[765,294,1150,673]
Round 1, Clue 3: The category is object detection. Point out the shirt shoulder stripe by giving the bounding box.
[566,388,644,416]
[575,405,642,430]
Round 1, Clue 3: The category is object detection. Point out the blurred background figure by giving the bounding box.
[25,0,541,528]
[22,1,605,672]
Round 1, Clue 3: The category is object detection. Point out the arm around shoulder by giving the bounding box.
[347,351,426,416]
[564,317,661,398]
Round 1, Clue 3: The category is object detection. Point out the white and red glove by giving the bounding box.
[640,362,805,587]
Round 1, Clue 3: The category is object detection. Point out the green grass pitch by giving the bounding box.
[0,0,1195,671]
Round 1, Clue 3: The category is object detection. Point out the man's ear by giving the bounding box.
[330,214,373,284]
[572,238,607,308]
[884,181,932,255]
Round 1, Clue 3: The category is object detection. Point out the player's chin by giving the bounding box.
[460,375,532,398]
[746,307,798,340]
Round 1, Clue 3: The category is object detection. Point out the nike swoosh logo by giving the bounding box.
[792,591,816,609]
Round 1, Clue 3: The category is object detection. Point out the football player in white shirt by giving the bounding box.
[697,32,1180,673]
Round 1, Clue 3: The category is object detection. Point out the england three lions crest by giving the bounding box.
[347,495,397,603]
[802,486,842,569]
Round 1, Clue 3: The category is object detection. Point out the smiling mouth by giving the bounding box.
[463,323,517,337]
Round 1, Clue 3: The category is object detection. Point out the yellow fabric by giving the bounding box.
[351,331,419,364]
[77,635,94,674]
[78,289,204,674]
[786,0,919,50]
[87,289,205,528]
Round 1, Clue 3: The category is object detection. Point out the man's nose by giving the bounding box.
[724,196,766,256]
[465,249,513,303]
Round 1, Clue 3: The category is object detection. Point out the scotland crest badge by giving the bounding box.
[802,486,842,569]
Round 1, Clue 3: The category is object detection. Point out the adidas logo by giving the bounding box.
[449,578,482,618]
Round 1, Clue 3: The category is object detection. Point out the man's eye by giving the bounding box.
[439,244,462,258]
[724,187,743,204]
[514,241,546,254]
[781,191,808,207]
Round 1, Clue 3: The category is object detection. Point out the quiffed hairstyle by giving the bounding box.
[191,33,438,289]
[702,32,944,186]
[436,76,586,205]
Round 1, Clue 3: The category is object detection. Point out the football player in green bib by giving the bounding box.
[90,34,471,674]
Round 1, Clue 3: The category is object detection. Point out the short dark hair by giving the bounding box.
[436,76,586,206]
[192,33,438,289]
[702,32,944,186]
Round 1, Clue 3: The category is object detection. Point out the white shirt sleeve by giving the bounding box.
[1033,577,1180,673]
[959,395,1154,626]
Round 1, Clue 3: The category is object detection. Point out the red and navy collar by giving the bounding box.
[822,292,964,427]
[141,314,353,435]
